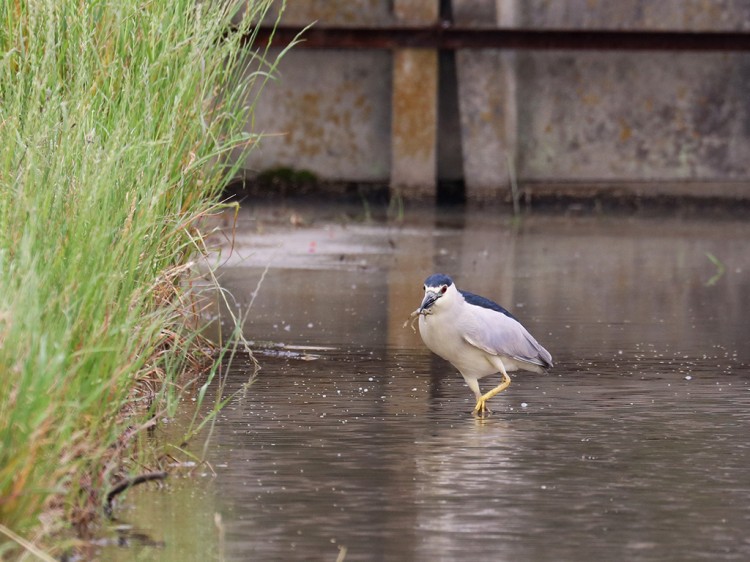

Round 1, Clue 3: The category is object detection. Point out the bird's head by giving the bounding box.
[419,273,457,313]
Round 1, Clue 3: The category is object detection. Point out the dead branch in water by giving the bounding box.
[104,471,168,518]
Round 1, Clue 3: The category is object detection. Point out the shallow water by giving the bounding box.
[103,204,750,561]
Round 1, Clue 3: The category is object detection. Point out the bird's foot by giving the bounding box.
[472,399,492,416]
[471,374,511,416]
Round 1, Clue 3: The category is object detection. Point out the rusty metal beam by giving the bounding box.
[250,25,750,52]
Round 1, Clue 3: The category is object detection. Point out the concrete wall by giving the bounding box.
[239,0,750,200]
[245,49,392,182]
[518,0,750,31]
[263,1,395,27]
[517,50,750,182]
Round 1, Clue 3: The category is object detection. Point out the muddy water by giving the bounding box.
[104,204,750,561]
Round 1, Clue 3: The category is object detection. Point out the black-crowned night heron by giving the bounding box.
[416,273,553,416]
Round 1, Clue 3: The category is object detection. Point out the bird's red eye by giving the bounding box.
[441,286,447,294]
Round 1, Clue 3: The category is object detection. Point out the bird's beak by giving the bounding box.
[419,290,440,313]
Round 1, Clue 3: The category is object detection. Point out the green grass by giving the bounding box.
[0,0,290,554]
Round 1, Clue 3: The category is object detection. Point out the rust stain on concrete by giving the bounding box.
[392,50,437,160]
[266,0,394,27]
[394,0,439,24]
[581,92,601,106]
[619,118,632,142]
[391,49,438,193]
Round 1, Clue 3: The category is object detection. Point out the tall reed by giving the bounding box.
[0,0,287,553]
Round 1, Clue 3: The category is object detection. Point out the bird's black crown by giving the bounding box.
[424,273,453,288]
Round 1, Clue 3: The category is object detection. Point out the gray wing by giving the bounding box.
[460,305,553,369]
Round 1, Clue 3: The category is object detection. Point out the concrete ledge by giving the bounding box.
[522,181,750,201]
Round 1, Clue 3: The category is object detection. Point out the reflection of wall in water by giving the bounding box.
[417,213,750,363]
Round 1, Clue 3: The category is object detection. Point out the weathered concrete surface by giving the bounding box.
[240,49,392,182]
[452,0,519,27]
[237,0,750,201]
[452,0,518,200]
[455,49,517,200]
[518,0,750,31]
[392,0,438,25]
[390,0,439,198]
[391,48,438,197]
[516,50,750,183]
[263,0,395,27]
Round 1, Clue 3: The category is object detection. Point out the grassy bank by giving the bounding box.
[0,0,285,555]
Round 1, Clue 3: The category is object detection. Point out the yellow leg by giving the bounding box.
[472,372,511,416]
